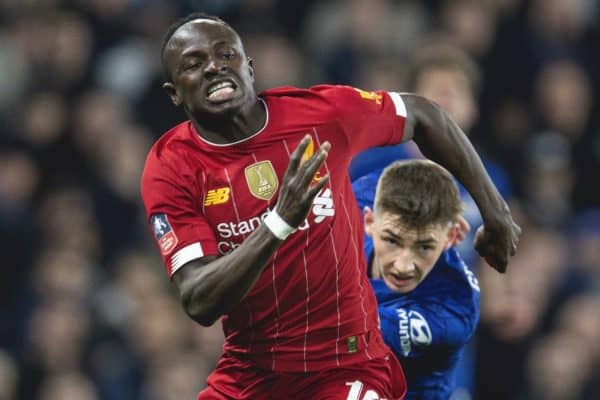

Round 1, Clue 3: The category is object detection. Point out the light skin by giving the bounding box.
[364,207,458,293]
[159,17,519,326]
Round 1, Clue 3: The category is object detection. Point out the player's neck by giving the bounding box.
[191,99,267,145]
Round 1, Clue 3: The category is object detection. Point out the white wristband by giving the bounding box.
[264,209,297,240]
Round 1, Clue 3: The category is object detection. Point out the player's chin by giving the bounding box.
[384,275,417,293]
[202,96,244,115]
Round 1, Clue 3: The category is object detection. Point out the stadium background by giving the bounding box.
[0,0,598,399]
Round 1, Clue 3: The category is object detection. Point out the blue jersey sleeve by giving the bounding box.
[349,143,415,181]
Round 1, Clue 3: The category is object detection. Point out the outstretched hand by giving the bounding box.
[275,135,330,228]
[474,214,521,273]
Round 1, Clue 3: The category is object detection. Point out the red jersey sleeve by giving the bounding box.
[141,152,218,278]
[316,85,407,156]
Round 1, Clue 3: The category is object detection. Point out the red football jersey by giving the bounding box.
[141,85,407,372]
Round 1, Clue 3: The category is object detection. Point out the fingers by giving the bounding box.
[299,141,330,186]
[307,173,330,198]
[474,226,510,273]
[486,254,507,273]
[285,135,313,177]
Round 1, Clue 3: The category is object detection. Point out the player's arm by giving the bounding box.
[173,136,330,326]
[400,94,520,273]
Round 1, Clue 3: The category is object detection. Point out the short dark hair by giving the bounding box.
[407,44,481,95]
[374,160,462,229]
[160,12,229,81]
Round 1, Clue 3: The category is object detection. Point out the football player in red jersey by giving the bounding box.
[141,12,520,400]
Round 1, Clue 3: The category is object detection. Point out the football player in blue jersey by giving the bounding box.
[353,159,480,400]
[351,44,511,399]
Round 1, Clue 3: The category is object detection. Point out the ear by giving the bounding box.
[364,207,375,237]
[444,223,459,250]
[247,57,255,81]
[163,82,182,106]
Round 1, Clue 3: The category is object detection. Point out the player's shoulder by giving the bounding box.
[351,168,384,194]
[436,248,480,308]
[260,84,351,96]
[142,121,196,182]
[260,84,365,107]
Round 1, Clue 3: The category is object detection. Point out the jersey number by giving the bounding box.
[345,381,383,400]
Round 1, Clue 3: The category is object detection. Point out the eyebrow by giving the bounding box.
[181,49,207,59]
[181,40,234,57]
[382,229,437,245]
[414,238,437,245]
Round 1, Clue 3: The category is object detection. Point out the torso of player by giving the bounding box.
[372,249,480,396]
[143,85,408,371]
[159,88,387,371]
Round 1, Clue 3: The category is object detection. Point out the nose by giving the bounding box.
[392,249,416,274]
[204,58,226,77]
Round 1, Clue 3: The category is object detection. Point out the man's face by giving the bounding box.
[162,19,255,116]
[415,67,477,132]
[365,208,456,293]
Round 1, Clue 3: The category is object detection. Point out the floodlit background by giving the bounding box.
[0,1,598,399]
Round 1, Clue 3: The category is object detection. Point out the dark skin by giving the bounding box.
[161,19,520,326]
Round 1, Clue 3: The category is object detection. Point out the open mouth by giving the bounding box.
[388,273,415,287]
[206,79,238,103]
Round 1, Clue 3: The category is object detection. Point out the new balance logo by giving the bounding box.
[204,188,230,206]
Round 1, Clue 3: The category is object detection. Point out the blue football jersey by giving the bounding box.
[352,170,481,400]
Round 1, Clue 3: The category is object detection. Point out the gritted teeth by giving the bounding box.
[207,80,235,95]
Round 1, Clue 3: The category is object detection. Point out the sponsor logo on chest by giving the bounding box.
[215,188,336,255]
[396,308,432,356]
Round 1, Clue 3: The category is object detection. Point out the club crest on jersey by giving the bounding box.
[150,214,178,255]
[244,160,279,200]
[354,87,382,104]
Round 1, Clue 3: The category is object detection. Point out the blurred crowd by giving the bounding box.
[0,0,598,399]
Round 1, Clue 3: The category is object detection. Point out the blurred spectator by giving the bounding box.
[244,33,311,91]
[523,132,574,227]
[17,300,91,399]
[525,330,594,400]
[0,350,18,400]
[140,351,208,400]
[534,59,593,142]
[20,92,68,148]
[567,209,600,291]
[38,372,99,400]
[439,0,499,58]
[35,186,102,259]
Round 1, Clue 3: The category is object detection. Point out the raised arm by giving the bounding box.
[400,94,520,273]
[173,136,330,326]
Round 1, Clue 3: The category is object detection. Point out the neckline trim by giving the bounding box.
[193,98,269,147]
